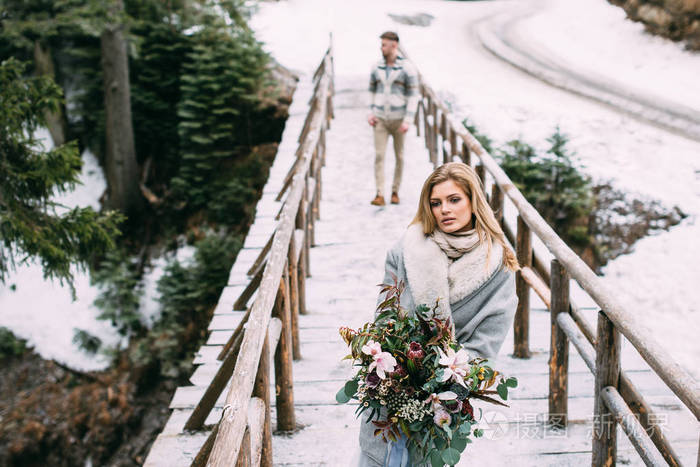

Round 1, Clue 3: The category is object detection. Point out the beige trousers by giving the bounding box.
[373,118,405,197]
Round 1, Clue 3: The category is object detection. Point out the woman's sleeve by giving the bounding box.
[459,270,518,360]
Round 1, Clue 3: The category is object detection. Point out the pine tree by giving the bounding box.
[172,11,270,211]
[0,58,122,288]
[498,127,593,247]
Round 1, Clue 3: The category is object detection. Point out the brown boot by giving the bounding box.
[370,194,385,206]
[390,192,400,204]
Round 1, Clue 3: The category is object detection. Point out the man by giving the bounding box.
[368,31,419,206]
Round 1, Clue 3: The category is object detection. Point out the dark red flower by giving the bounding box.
[392,364,407,378]
[365,372,380,389]
[461,399,474,418]
[407,341,425,361]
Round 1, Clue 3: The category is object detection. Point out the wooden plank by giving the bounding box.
[233,265,264,311]
[193,345,224,365]
[190,424,217,467]
[246,234,274,276]
[183,328,243,430]
[208,313,245,332]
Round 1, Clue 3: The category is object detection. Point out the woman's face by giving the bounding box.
[430,179,474,234]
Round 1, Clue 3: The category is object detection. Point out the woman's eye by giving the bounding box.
[450,197,461,203]
[430,201,440,208]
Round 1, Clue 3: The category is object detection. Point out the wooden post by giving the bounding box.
[424,99,432,152]
[253,333,272,467]
[273,277,295,431]
[514,215,531,358]
[475,164,486,189]
[234,427,251,467]
[449,127,457,163]
[440,113,448,165]
[296,193,308,314]
[415,100,422,137]
[462,142,471,167]
[287,240,301,361]
[431,104,438,167]
[549,259,569,428]
[593,310,621,466]
[491,183,504,226]
[314,162,321,221]
[320,125,327,167]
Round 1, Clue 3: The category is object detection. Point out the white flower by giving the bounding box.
[368,351,397,379]
[361,340,382,357]
[438,347,470,388]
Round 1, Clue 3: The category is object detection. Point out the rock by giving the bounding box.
[637,4,674,29]
[611,0,700,49]
[589,183,686,269]
[388,13,435,27]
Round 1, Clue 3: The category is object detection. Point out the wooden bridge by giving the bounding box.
[144,46,699,466]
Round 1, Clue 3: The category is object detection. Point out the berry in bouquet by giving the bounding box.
[337,278,518,466]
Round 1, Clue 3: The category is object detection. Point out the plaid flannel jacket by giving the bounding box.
[368,56,419,124]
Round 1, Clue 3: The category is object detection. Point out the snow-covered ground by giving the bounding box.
[251,0,700,379]
[0,128,122,371]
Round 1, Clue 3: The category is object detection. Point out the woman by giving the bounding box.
[357,162,519,466]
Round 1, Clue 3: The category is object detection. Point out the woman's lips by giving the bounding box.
[442,218,455,224]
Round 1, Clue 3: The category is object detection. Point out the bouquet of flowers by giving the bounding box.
[337,279,518,467]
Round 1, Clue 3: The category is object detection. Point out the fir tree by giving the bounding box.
[498,127,593,247]
[173,12,270,211]
[0,58,122,288]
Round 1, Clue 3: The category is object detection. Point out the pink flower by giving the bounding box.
[361,340,382,357]
[368,351,397,379]
[433,407,451,427]
[438,347,470,388]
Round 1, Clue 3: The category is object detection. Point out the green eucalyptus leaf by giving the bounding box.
[430,450,443,467]
[441,447,460,466]
[451,435,468,452]
[344,379,359,397]
[497,383,508,400]
[336,386,351,404]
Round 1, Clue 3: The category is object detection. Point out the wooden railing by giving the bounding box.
[411,59,699,466]
[183,45,334,467]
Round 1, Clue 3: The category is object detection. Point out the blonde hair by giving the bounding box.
[412,162,519,271]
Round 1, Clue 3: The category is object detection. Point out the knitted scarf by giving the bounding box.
[430,228,480,260]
